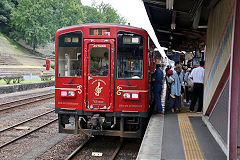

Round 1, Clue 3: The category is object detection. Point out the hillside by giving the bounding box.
[0,33,54,76]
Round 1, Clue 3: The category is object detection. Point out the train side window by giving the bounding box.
[58,32,82,78]
[117,31,144,79]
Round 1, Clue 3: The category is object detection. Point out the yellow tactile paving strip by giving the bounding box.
[178,112,205,160]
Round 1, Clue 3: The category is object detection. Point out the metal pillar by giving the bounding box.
[228,0,240,159]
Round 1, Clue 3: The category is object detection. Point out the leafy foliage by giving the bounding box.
[40,74,54,81]
[83,2,126,24]
[0,0,17,34]
[8,0,126,51]
[52,0,84,31]
[2,75,24,84]
[10,0,55,50]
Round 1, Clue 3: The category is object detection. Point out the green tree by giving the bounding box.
[83,5,102,23]
[9,0,125,51]
[10,0,84,50]
[0,0,17,34]
[83,1,126,24]
[53,0,84,30]
[10,0,55,50]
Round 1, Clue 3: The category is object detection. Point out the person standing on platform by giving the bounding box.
[184,68,193,105]
[168,65,183,113]
[189,61,205,113]
[152,62,164,114]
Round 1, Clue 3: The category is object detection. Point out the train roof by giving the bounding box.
[57,23,147,33]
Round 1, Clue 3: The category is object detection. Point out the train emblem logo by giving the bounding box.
[77,85,82,94]
[95,82,103,96]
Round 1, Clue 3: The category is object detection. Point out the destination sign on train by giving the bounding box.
[90,28,110,36]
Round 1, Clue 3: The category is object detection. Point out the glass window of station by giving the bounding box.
[58,31,82,78]
[117,31,144,79]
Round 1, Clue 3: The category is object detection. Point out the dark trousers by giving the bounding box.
[185,86,192,103]
[190,83,203,112]
[169,95,181,109]
[153,86,163,113]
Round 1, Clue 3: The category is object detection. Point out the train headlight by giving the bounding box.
[123,93,131,99]
[68,91,75,97]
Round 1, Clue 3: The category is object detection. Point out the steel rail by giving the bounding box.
[65,137,91,160]
[0,93,55,112]
[0,118,58,149]
[0,109,55,133]
[110,138,124,160]
[65,137,123,160]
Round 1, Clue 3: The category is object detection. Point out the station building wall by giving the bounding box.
[204,0,234,112]
[204,0,235,146]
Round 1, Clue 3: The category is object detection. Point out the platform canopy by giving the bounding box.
[143,0,220,54]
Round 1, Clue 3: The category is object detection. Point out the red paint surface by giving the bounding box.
[54,24,151,113]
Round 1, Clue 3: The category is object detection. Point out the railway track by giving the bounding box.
[0,110,57,149]
[0,92,55,112]
[65,137,123,160]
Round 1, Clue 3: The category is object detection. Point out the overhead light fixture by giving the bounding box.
[171,23,176,30]
[171,11,176,30]
[166,0,174,10]
[198,25,208,29]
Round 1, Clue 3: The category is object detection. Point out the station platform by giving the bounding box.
[137,110,226,160]
[137,83,226,160]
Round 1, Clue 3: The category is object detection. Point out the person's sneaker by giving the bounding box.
[186,102,190,105]
[196,111,203,113]
[189,110,194,113]
[183,99,186,103]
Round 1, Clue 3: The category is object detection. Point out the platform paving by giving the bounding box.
[137,109,226,160]
[137,115,164,159]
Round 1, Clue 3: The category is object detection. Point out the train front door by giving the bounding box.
[85,42,114,112]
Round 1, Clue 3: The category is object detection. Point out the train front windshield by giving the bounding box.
[58,31,83,78]
[117,31,144,79]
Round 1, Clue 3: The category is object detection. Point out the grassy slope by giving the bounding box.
[0,33,46,66]
[0,33,54,85]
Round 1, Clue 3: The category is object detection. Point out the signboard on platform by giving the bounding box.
[185,52,194,60]
[193,58,201,67]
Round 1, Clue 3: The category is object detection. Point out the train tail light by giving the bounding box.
[123,92,140,100]
[61,91,68,97]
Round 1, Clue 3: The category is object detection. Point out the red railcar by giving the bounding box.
[55,23,156,138]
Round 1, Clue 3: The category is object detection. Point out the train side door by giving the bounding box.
[85,43,113,111]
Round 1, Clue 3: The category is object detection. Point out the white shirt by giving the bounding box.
[189,66,204,84]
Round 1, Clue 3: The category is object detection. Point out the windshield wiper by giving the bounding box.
[126,79,132,86]
[68,77,74,84]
